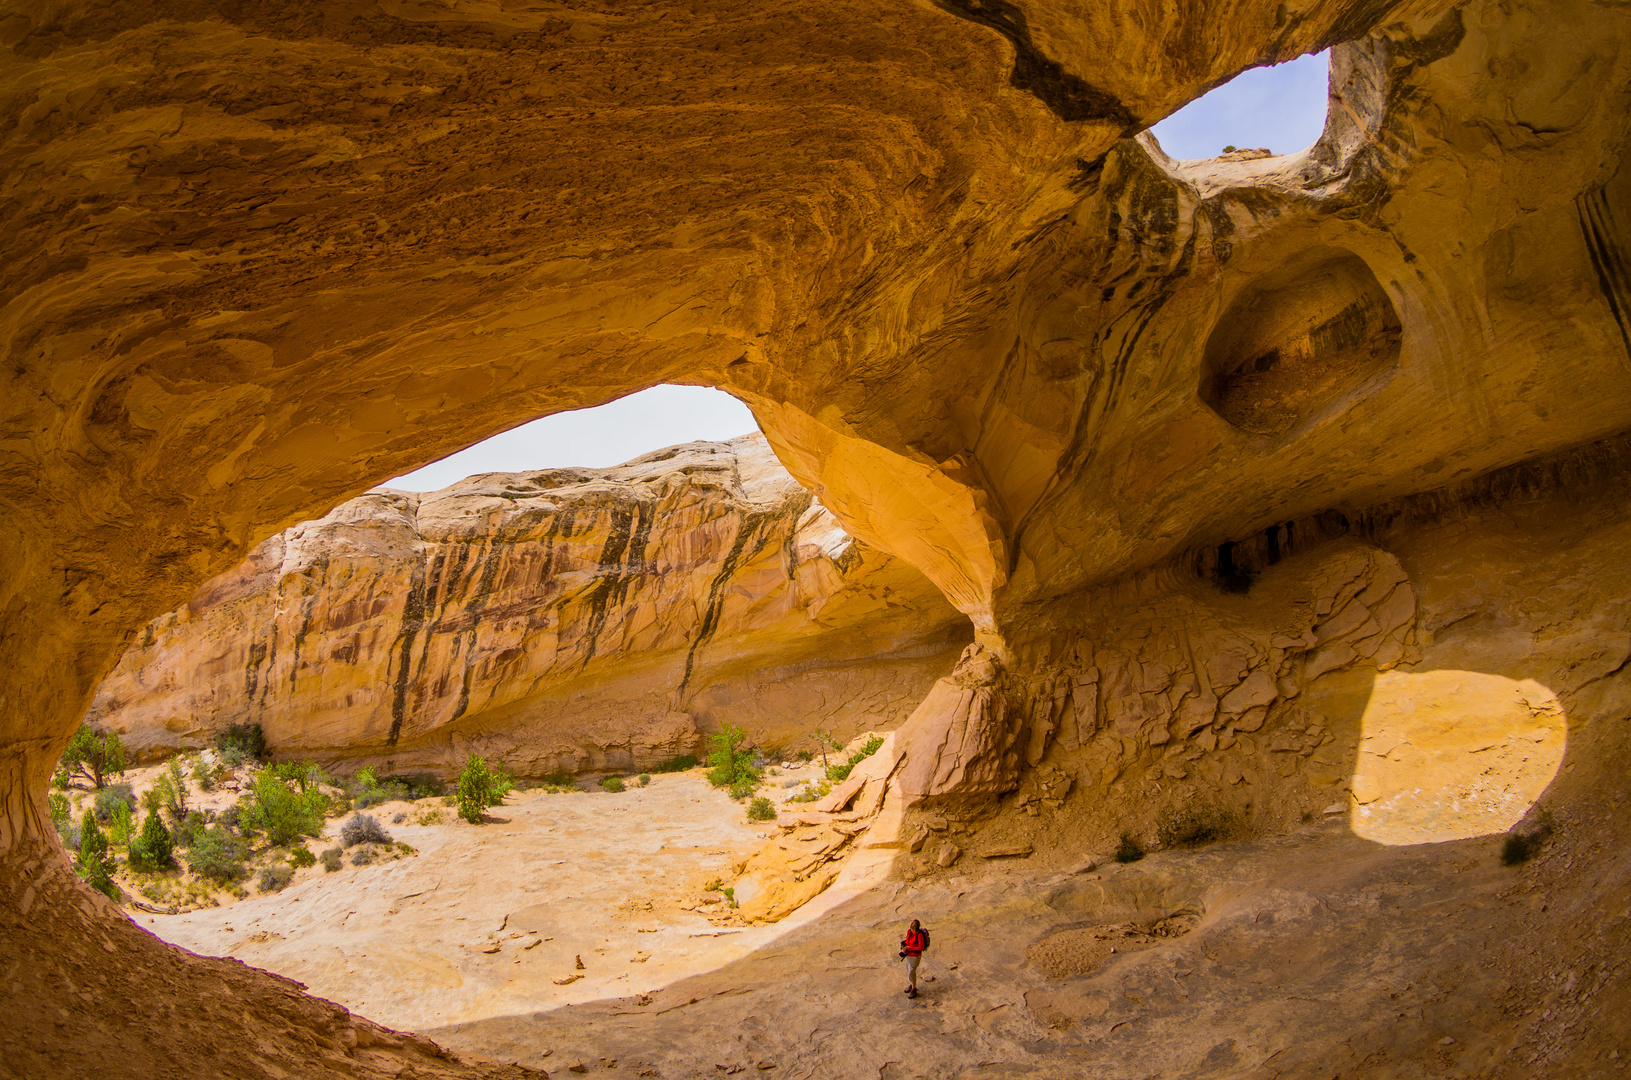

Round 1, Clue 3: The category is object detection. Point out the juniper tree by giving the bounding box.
[75,812,118,899]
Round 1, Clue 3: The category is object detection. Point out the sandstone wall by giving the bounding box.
[6,0,1631,1074]
[88,434,969,775]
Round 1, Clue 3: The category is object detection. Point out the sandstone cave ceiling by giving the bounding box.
[2,0,1630,800]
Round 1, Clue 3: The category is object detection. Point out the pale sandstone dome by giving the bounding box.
[90,432,968,773]
[4,0,1631,1076]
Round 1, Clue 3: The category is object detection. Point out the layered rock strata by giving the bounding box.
[89,435,968,775]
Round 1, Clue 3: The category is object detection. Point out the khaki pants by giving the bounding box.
[905,955,921,986]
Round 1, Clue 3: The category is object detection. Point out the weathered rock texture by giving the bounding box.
[5,0,1631,1074]
[88,434,967,774]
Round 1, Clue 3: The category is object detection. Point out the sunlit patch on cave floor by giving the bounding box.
[1348,669,1566,845]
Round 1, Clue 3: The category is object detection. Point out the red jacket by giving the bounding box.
[902,929,927,956]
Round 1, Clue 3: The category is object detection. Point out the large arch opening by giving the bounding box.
[58,383,972,1033]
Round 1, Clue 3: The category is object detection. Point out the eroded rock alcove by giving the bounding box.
[4,0,1631,1076]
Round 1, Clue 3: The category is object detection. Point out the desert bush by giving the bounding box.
[415,807,447,826]
[340,813,391,848]
[386,772,443,799]
[106,800,134,850]
[392,812,406,824]
[271,760,330,793]
[850,735,884,762]
[49,793,79,848]
[350,847,376,866]
[637,773,652,787]
[707,724,759,795]
[650,754,698,774]
[747,797,775,822]
[75,812,119,899]
[240,768,327,846]
[796,750,812,762]
[538,769,575,787]
[128,811,174,871]
[193,755,224,791]
[94,782,136,821]
[215,722,266,764]
[395,841,416,855]
[355,783,407,809]
[1114,833,1145,864]
[59,724,127,789]
[811,728,842,771]
[600,776,626,793]
[320,847,343,872]
[1156,802,1237,850]
[825,762,854,783]
[188,826,247,882]
[455,754,511,823]
[288,845,316,869]
[171,810,207,849]
[149,758,189,827]
[787,779,832,804]
[257,864,294,893]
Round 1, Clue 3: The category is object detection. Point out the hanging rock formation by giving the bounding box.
[89,434,968,774]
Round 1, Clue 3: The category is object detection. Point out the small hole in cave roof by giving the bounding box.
[382,384,759,491]
[1149,51,1330,161]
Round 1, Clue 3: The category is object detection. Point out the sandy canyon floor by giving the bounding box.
[136,760,1631,1080]
[146,772,794,1035]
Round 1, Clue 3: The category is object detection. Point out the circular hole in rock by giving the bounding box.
[1199,249,1402,436]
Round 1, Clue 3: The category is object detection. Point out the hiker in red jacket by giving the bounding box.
[900,919,929,998]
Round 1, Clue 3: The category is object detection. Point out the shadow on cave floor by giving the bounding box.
[422,784,1631,1080]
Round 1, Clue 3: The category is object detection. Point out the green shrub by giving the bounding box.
[188,826,247,882]
[650,754,698,774]
[638,774,651,787]
[257,864,294,893]
[149,759,189,827]
[747,797,775,822]
[788,779,832,804]
[796,751,812,762]
[49,793,79,848]
[106,799,134,850]
[320,847,343,873]
[171,810,206,850]
[288,845,316,869]
[707,724,760,795]
[455,754,510,823]
[850,735,885,764]
[1114,833,1145,864]
[1156,802,1237,850]
[825,762,854,783]
[340,813,391,848]
[75,812,118,899]
[128,812,174,872]
[93,783,136,823]
[240,767,327,846]
[215,722,266,764]
[387,772,444,799]
[600,776,626,793]
[271,760,328,792]
[59,724,127,789]
[355,780,409,808]
[350,847,376,867]
[193,755,225,791]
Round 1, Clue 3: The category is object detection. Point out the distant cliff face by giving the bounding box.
[89,435,969,775]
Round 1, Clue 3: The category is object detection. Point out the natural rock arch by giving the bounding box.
[4,0,1631,1074]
